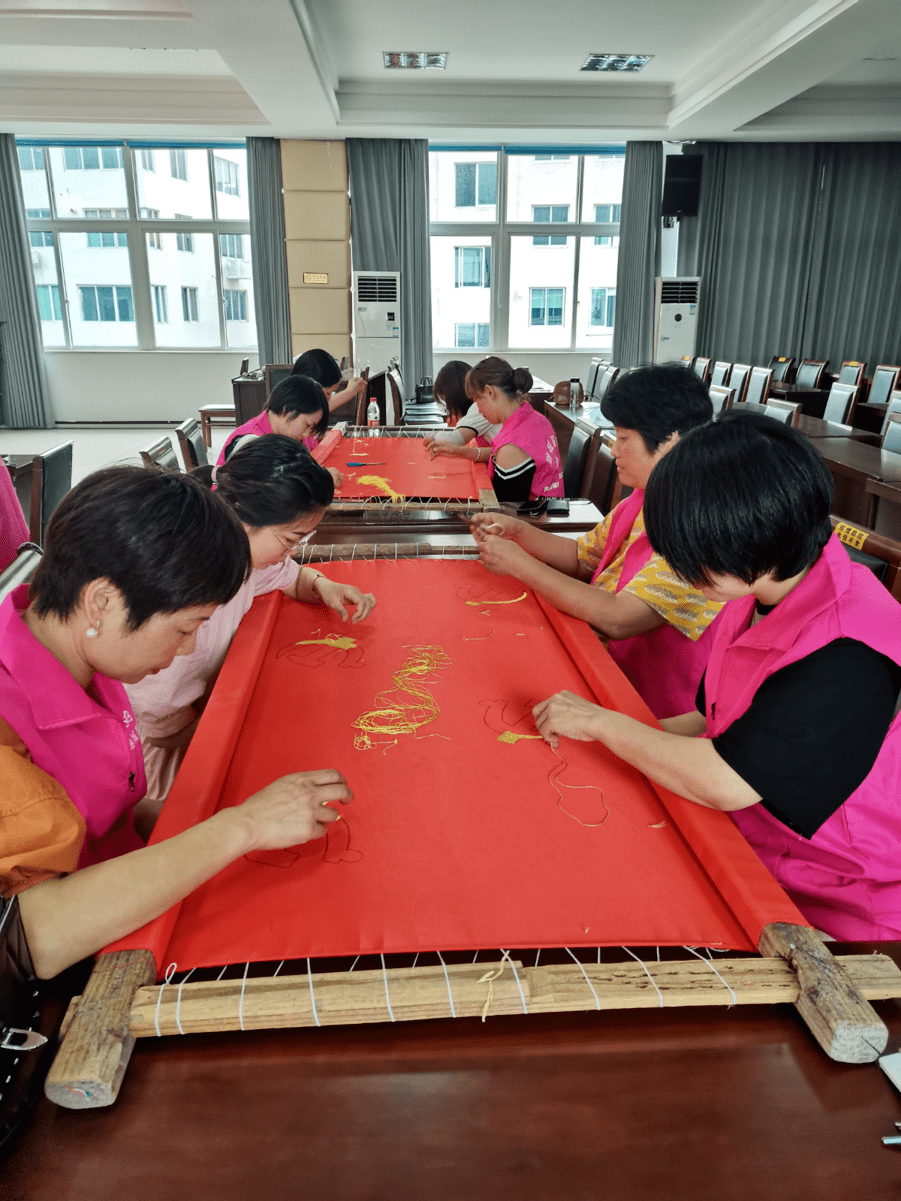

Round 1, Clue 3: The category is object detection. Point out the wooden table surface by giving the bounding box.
[797,415,879,443]
[815,438,901,526]
[7,942,901,1200]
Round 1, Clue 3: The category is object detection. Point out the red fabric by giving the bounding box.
[109,561,805,976]
[313,432,492,500]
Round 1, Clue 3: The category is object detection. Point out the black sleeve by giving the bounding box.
[492,458,537,503]
[711,638,901,838]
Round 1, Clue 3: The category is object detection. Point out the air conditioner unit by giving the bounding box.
[653,277,700,363]
[352,271,401,373]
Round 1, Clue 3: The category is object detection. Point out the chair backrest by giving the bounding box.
[585,358,606,401]
[596,366,620,403]
[708,385,734,415]
[29,441,74,545]
[794,359,827,389]
[879,391,901,438]
[822,382,857,425]
[744,366,773,406]
[239,358,250,376]
[881,413,901,455]
[838,360,865,386]
[386,368,404,425]
[0,544,42,605]
[710,361,731,387]
[542,404,574,462]
[139,435,181,473]
[692,357,711,383]
[869,365,901,409]
[263,364,293,398]
[358,369,382,426]
[680,355,694,369]
[728,364,751,405]
[581,433,619,513]
[763,398,801,427]
[832,517,901,602]
[175,418,208,470]
[562,424,594,497]
[767,356,794,382]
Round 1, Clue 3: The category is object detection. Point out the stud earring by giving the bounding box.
[86,621,100,639]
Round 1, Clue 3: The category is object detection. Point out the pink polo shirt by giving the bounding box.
[0,586,146,867]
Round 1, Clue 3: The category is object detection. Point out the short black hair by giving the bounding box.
[644,410,834,585]
[267,375,329,439]
[601,364,713,452]
[213,434,334,527]
[434,360,472,422]
[291,348,342,387]
[29,467,249,629]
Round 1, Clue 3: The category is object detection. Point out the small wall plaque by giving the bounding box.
[303,272,328,285]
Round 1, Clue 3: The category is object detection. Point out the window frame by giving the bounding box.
[17,140,252,351]
[431,148,623,353]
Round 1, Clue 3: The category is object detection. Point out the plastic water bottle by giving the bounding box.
[569,378,580,413]
[367,399,380,432]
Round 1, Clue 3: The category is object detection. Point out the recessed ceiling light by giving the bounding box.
[383,51,447,70]
[581,53,652,72]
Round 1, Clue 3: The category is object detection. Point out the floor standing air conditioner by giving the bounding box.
[653,277,700,363]
[352,271,401,373]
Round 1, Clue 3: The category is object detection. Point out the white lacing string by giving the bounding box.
[174,967,196,1035]
[216,964,229,980]
[380,953,396,1022]
[237,961,251,1031]
[500,949,528,1014]
[435,951,457,1018]
[307,957,321,1027]
[348,955,360,972]
[564,947,601,1011]
[411,952,420,968]
[682,945,737,1007]
[621,946,665,1008]
[153,962,178,1037]
[273,960,285,978]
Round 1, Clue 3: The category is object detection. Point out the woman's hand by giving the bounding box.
[313,577,377,623]
[327,466,344,488]
[475,533,532,578]
[428,441,471,461]
[532,691,606,748]
[468,512,524,543]
[232,769,353,851]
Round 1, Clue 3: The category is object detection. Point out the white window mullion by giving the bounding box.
[122,145,155,349]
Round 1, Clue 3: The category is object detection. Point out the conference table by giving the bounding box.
[796,414,880,443]
[814,437,901,526]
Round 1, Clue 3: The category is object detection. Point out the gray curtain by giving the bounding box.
[612,142,662,369]
[346,139,432,401]
[247,137,292,367]
[678,141,901,369]
[0,134,54,428]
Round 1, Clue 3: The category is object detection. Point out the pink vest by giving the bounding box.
[592,489,721,720]
[217,411,274,465]
[0,466,29,572]
[0,587,146,866]
[704,535,901,940]
[491,404,564,499]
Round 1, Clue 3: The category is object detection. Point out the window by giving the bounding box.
[182,287,199,322]
[37,284,62,321]
[219,232,245,259]
[223,289,248,321]
[176,217,194,253]
[530,287,564,326]
[140,208,162,250]
[590,288,616,327]
[20,140,255,349]
[454,245,489,287]
[455,162,497,208]
[64,146,123,170]
[87,231,128,248]
[170,149,188,181]
[214,156,240,196]
[430,148,624,352]
[594,203,622,245]
[18,146,45,170]
[152,285,168,323]
[80,285,134,322]
[533,204,569,246]
[455,323,490,348]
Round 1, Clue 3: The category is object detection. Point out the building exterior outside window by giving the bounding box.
[18,140,255,350]
[430,148,624,355]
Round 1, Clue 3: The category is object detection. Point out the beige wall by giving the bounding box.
[280,139,352,364]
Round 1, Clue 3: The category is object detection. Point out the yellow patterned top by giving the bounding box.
[576,505,722,641]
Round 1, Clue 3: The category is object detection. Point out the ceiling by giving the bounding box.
[0,0,899,142]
